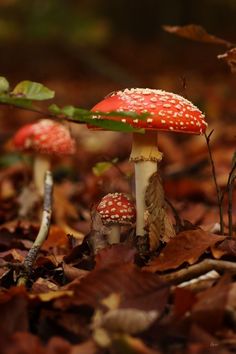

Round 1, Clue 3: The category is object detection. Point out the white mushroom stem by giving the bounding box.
[107,224,121,244]
[33,155,51,196]
[130,131,163,237]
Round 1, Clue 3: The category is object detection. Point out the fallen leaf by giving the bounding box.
[218,48,236,73]
[55,263,169,313]
[0,287,28,338]
[1,332,44,354]
[93,308,158,334]
[29,289,73,302]
[63,263,89,282]
[191,275,231,333]
[112,334,161,354]
[95,243,136,270]
[31,277,59,293]
[163,24,233,47]
[145,172,175,249]
[144,230,226,272]
[71,340,98,354]
[41,225,70,252]
[211,238,236,259]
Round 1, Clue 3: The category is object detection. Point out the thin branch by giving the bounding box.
[204,131,224,234]
[17,171,53,286]
[160,259,236,285]
[228,176,236,237]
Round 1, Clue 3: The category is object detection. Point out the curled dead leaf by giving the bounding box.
[163,24,233,47]
[218,48,236,73]
[145,172,175,250]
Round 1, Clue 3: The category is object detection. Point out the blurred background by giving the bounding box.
[0,0,235,230]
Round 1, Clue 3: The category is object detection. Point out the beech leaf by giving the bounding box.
[163,24,233,47]
[218,48,236,73]
[12,80,55,100]
[145,230,226,272]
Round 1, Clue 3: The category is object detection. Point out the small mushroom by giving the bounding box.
[13,119,76,196]
[97,192,136,244]
[90,88,207,244]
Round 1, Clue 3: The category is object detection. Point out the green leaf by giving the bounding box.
[92,161,113,176]
[0,77,9,93]
[48,104,145,133]
[0,95,33,109]
[12,81,55,100]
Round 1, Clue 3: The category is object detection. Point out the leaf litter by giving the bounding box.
[0,25,235,354]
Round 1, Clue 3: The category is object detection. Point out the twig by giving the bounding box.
[228,175,236,237]
[204,131,224,234]
[17,171,53,286]
[159,259,236,285]
[0,101,84,125]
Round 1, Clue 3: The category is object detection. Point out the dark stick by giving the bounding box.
[228,175,236,237]
[204,131,224,234]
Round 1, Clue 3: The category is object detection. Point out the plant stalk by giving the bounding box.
[205,131,224,234]
[17,171,53,286]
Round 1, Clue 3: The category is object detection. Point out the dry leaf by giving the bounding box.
[41,225,70,252]
[218,48,236,73]
[55,263,169,313]
[63,263,89,282]
[145,172,175,250]
[113,335,161,354]
[211,238,236,260]
[29,290,73,302]
[94,308,158,334]
[95,244,136,270]
[163,24,233,47]
[144,230,226,272]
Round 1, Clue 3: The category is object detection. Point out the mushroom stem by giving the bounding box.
[33,155,51,196]
[130,131,163,237]
[108,224,121,244]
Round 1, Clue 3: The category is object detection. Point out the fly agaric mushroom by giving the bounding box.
[97,192,136,244]
[90,88,207,245]
[13,119,76,196]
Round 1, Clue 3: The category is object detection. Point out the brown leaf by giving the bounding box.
[218,48,236,73]
[95,244,136,270]
[173,287,197,318]
[191,275,231,333]
[145,172,175,250]
[112,335,161,354]
[144,230,226,272]
[63,263,89,282]
[163,24,233,47]
[94,308,158,334]
[55,263,169,313]
[211,238,236,259]
[0,287,28,339]
[31,277,59,294]
[1,332,44,354]
[41,225,70,253]
[71,340,98,354]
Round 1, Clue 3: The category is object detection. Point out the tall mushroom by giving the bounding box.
[90,88,207,245]
[97,192,136,244]
[13,119,76,196]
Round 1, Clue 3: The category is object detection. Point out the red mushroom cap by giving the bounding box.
[13,119,76,155]
[90,88,207,134]
[97,193,136,225]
